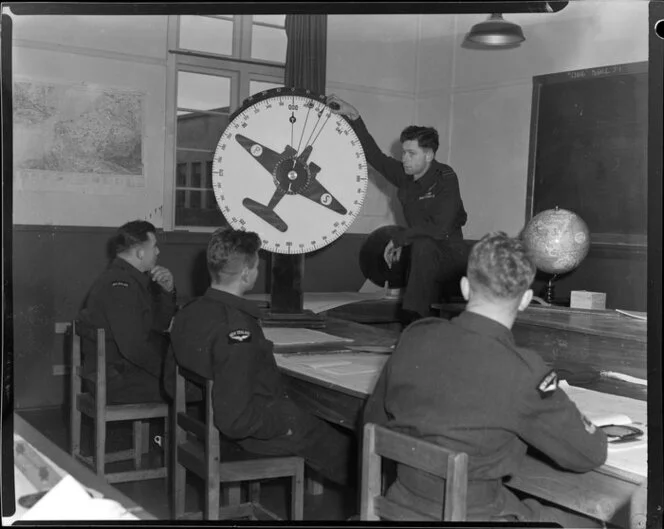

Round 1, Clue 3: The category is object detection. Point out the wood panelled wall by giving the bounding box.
[11,225,645,410]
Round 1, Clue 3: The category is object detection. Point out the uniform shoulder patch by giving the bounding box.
[228,329,252,344]
[537,369,558,398]
[112,281,130,288]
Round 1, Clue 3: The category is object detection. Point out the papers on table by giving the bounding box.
[591,413,633,427]
[275,352,388,395]
[19,475,139,521]
[600,371,647,386]
[559,381,647,476]
[615,309,647,321]
[245,291,388,314]
[264,327,354,349]
[5,433,144,525]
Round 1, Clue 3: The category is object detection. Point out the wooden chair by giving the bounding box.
[360,423,468,522]
[172,364,305,521]
[68,320,169,484]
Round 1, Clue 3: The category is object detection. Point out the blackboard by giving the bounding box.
[526,62,648,247]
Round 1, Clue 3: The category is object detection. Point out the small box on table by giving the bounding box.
[570,290,607,310]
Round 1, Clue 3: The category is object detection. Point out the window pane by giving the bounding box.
[177,112,228,151]
[176,163,187,187]
[179,15,233,56]
[206,161,214,189]
[177,72,231,114]
[249,80,283,97]
[176,206,227,227]
[204,190,218,209]
[189,190,202,209]
[176,190,186,208]
[253,15,285,26]
[191,162,202,188]
[251,25,286,63]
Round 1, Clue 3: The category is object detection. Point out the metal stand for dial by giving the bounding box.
[260,254,326,328]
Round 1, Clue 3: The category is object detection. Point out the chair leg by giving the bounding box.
[292,461,305,520]
[95,415,106,477]
[162,416,169,460]
[173,460,186,519]
[141,421,150,454]
[133,421,143,470]
[248,483,261,503]
[162,415,170,494]
[306,469,325,496]
[70,399,81,457]
[206,478,221,520]
[222,483,241,506]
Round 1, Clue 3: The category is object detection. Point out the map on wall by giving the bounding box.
[13,79,145,193]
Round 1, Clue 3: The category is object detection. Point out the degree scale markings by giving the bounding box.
[211,88,368,254]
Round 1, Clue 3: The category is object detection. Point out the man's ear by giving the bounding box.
[460,276,470,301]
[518,289,533,312]
[135,246,145,261]
[426,150,434,162]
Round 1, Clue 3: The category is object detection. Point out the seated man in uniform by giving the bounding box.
[363,232,608,526]
[79,220,176,404]
[327,94,469,323]
[167,227,354,487]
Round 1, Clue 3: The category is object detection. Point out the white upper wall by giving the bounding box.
[9,5,649,236]
[448,0,649,239]
[10,14,168,59]
[327,14,421,233]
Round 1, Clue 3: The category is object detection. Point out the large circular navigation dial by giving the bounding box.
[212,87,368,254]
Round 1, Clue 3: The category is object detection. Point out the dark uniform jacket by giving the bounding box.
[168,288,308,442]
[351,116,467,247]
[79,258,176,383]
[364,312,608,512]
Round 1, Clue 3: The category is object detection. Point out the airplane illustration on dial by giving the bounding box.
[235,133,347,233]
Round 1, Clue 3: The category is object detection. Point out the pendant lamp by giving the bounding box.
[465,13,526,47]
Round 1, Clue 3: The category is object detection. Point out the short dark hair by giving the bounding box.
[113,220,156,255]
[400,126,439,154]
[207,227,261,282]
[467,232,536,301]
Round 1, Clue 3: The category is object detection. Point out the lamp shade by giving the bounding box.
[466,13,526,46]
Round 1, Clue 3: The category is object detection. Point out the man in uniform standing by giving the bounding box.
[167,227,353,487]
[79,220,176,404]
[363,232,608,526]
[327,94,469,322]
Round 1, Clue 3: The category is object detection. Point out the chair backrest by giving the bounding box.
[360,423,468,522]
[173,364,220,503]
[71,320,107,412]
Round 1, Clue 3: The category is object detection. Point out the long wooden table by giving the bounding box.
[3,414,156,523]
[276,317,646,526]
[435,303,647,402]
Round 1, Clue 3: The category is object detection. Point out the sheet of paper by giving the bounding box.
[264,327,354,347]
[277,353,388,395]
[299,292,387,313]
[614,309,647,321]
[245,291,387,314]
[6,434,141,525]
[592,413,632,426]
[559,381,647,477]
[19,475,139,521]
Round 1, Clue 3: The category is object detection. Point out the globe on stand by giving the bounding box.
[521,207,591,304]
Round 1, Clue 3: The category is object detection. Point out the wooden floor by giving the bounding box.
[17,407,359,521]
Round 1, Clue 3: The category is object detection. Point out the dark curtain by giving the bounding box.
[284,14,327,94]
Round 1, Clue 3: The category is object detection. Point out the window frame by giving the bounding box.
[163,14,286,232]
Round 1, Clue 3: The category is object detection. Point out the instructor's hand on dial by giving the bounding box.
[326,94,360,121]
